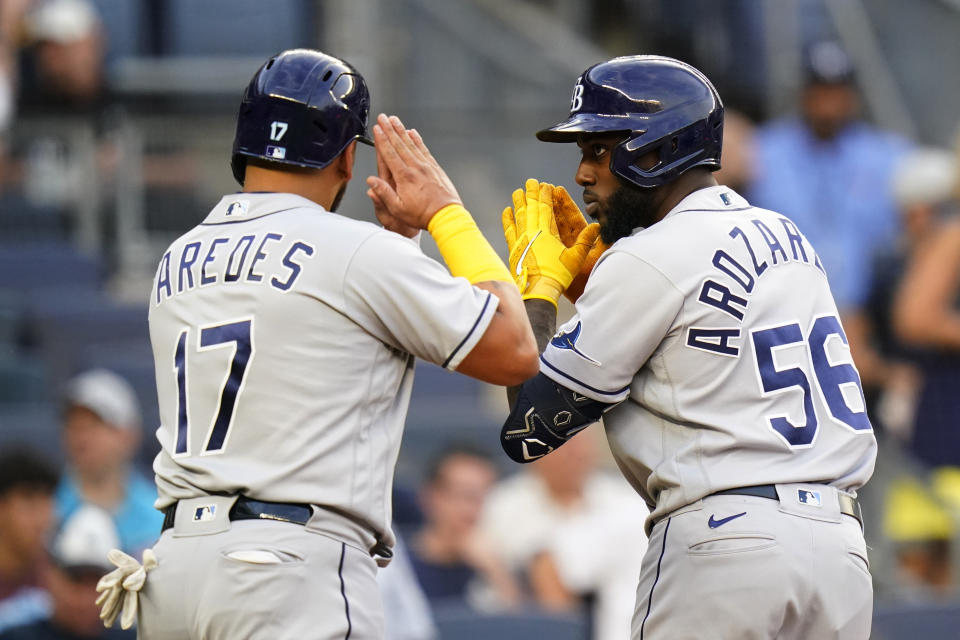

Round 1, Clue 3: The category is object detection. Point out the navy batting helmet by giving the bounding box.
[231,49,373,185]
[537,55,723,188]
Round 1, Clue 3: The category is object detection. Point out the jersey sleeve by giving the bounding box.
[540,250,683,403]
[342,230,498,370]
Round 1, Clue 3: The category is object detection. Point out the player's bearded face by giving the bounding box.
[593,180,662,244]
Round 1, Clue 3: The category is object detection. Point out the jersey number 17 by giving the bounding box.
[172,319,254,456]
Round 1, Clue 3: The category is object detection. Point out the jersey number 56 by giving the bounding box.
[752,314,872,448]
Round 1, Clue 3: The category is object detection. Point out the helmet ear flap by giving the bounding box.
[611,117,722,189]
[610,133,662,179]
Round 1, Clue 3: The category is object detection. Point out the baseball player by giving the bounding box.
[95,49,538,638]
[496,56,878,639]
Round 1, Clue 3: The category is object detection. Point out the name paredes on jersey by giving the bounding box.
[154,232,314,304]
[688,215,824,357]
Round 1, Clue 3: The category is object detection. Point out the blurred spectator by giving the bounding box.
[746,40,912,334]
[0,0,113,240]
[891,139,960,469]
[20,0,105,112]
[0,449,59,633]
[0,503,133,639]
[7,0,200,267]
[875,135,960,607]
[479,427,648,640]
[408,445,520,611]
[378,533,438,640]
[859,147,957,438]
[56,369,162,555]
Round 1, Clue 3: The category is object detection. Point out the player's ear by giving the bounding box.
[336,141,357,182]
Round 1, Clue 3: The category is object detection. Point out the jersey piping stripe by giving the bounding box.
[639,517,671,640]
[539,356,630,397]
[198,207,301,226]
[441,291,493,369]
[668,205,752,219]
[338,542,352,639]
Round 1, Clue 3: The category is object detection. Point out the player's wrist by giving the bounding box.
[523,277,564,309]
[428,203,513,284]
[522,294,559,310]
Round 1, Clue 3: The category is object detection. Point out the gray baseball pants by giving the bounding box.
[137,497,383,640]
[633,483,872,639]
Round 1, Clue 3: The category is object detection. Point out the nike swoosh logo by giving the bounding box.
[516,230,542,276]
[707,512,747,528]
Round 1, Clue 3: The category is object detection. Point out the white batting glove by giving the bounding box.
[95,547,158,629]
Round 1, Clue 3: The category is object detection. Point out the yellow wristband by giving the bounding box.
[427,203,513,284]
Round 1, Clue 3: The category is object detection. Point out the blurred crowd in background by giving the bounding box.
[1,0,960,638]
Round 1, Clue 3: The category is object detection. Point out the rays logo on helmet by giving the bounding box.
[550,321,601,365]
[570,76,584,112]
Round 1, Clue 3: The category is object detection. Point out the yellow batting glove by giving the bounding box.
[502,179,599,308]
[553,186,608,303]
[501,205,529,293]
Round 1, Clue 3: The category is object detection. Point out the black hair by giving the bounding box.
[0,448,60,498]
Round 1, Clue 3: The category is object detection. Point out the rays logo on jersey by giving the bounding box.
[550,322,601,365]
[193,505,217,522]
[798,489,822,507]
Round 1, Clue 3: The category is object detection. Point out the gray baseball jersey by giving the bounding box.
[540,186,877,524]
[148,192,498,551]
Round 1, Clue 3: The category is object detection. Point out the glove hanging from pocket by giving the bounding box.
[95,547,158,629]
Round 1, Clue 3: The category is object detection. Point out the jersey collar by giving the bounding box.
[663,185,750,220]
[202,192,324,225]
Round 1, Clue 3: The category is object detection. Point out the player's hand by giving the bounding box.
[502,179,600,307]
[96,548,158,629]
[553,186,608,303]
[366,114,462,230]
[369,128,419,238]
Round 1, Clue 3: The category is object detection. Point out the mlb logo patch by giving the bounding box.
[798,489,822,507]
[266,145,286,160]
[719,192,733,206]
[193,505,217,522]
[225,200,249,217]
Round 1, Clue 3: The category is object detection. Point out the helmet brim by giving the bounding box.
[536,113,642,143]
